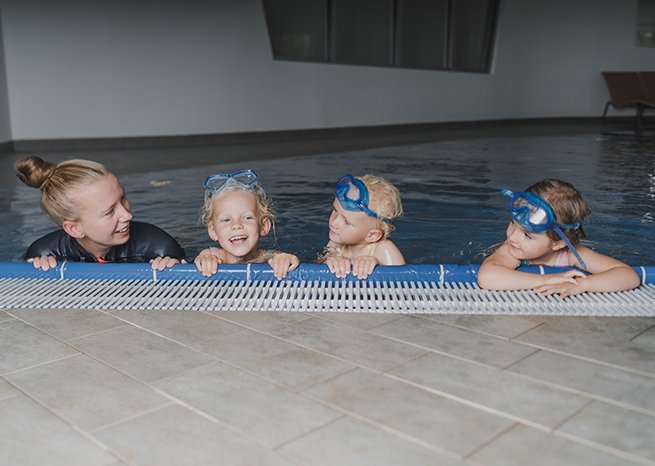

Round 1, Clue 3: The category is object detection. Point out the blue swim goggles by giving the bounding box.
[204,169,259,193]
[335,175,389,222]
[502,188,587,269]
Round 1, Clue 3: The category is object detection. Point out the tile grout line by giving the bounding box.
[503,368,655,417]
[461,422,520,461]
[502,341,655,378]
[552,427,655,465]
[381,371,566,434]
[416,314,547,341]
[298,390,464,461]
[629,322,655,342]
[0,374,137,466]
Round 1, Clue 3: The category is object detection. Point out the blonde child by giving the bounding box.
[321,174,404,279]
[194,169,298,280]
[478,178,639,298]
[14,156,184,271]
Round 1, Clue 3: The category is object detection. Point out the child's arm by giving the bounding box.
[268,252,299,280]
[533,247,640,298]
[478,242,584,291]
[194,247,224,277]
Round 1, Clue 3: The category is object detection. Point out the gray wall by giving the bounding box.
[0,0,653,141]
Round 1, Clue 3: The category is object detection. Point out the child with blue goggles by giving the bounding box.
[478,178,639,298]
[321,174,405,279]
[194,169,299,280]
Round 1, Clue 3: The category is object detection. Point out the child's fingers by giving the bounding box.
[194,254,217,276]
[533,285,566,297]
[326,257,350,278]
[290,256,299,270]
[198,257,219,276]
[207,257,219,276]
[270,254,299,280]
[352,261,370,279]
[193,256,203,271]
[534,283,581,299]
[268,257,284,280]
[352,257,377,279]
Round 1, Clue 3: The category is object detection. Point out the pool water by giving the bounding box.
[3,134,654,264]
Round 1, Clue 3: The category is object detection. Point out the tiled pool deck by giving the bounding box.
[1,308,653,465]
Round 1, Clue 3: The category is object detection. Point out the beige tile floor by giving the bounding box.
[0,308,653,465]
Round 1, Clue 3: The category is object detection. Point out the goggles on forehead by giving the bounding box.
[502,188,587,269]
[204,169,259,193]
[335,174,389,222]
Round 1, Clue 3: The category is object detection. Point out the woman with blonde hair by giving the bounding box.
[15,156,185,271]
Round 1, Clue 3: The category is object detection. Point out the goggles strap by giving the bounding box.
[552,226,588,270]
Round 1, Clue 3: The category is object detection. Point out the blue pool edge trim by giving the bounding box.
[1,262,653,285]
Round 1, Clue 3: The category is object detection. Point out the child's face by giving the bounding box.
[328,199,379,246]
[64,173,134,257]
[208,190,270,261]
[505,220,558,262]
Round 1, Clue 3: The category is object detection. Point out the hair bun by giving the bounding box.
[14,156,57,189]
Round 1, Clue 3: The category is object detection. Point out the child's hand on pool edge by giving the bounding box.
[325,256,352,279]
[533,277,587,299]
[194,248,221,277]
[268,252,299,280]
[28,255,58,272]
[351,255,379,279]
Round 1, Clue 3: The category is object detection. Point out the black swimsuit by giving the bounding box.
[24,221,185,263]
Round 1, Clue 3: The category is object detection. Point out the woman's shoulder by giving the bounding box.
[109,221,185,261]
[25,229,91,261]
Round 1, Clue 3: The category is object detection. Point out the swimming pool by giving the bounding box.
[3,133,654,264]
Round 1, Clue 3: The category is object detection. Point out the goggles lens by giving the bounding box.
[509,195,552,232]
[335,175,381,220]
[204,169,258,192]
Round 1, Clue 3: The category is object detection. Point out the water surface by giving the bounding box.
[3,134,654,264]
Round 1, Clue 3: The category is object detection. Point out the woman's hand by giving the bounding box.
[150,256,183,271]
[27,255,58,272]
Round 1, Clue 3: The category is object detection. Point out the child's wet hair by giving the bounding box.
[526,178,591,245]
[200,185,275,230]
[14,156,109,227]
[360,174,403,239]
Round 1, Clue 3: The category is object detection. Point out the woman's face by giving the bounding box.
[65,173,133,258]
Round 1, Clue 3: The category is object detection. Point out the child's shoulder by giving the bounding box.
[374,239,405,265]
